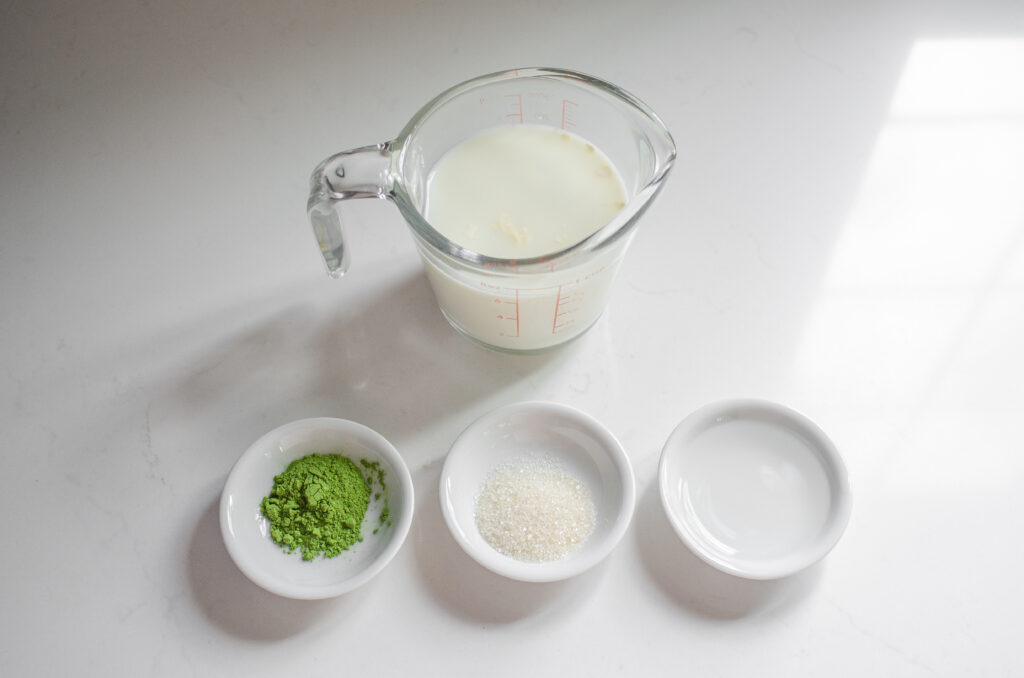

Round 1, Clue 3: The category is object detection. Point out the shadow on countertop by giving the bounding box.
[152,270,568,474]
[185,496,367,641]
[634,481,823,620]
[165,269,585,637]
[409,459,606,626]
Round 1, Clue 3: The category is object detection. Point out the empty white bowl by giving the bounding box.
[659,399,851,580]
[220,417,414,599]
[440,401,635,582]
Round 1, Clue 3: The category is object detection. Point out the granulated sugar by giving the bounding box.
[474,457,596,562]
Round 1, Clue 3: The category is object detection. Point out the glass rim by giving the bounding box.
[389,67,676,273]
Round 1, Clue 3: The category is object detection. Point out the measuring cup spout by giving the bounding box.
[307,143,393,277]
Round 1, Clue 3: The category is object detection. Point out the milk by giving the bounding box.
[426,125,627,259]
[421,125,629,351]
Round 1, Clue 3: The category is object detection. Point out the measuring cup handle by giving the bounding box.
[307,143,393,278]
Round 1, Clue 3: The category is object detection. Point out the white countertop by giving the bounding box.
[3,1,1023,675]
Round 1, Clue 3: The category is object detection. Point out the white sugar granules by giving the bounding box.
[475,457,596,562]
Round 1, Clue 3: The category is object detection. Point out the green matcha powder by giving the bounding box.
[260,452,389,561]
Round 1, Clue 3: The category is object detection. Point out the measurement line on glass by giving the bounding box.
[552,285,586,334]
[560,99,579,129]
[504,94,524,123]
[493,284,589,338]
[488,92,582,129]
[495,289,521,338]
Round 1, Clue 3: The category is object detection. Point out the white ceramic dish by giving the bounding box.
[440,401,635,582]
[220,417,414,599]
[659,399,851,580]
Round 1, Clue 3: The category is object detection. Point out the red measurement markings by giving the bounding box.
[534,254,557,273]
[516,288,520,336]
[496,289,520,337]
[551,285,580,334]
[561,99,579,130]
[505,94,523,123]
[551,285,564,333]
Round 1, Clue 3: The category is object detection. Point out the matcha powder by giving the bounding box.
[260,453,371,561]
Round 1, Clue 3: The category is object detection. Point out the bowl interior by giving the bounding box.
[221,418,413,599]
[441,402,635,582]
[659,400,851,579]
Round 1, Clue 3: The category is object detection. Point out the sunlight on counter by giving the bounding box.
[792,39,1024,489]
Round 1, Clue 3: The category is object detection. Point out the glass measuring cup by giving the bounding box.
[308,67,676,352]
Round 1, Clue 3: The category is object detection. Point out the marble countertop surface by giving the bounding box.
[3,1,1022,675]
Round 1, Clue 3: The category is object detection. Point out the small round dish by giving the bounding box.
[440,401,635,582]
[659,399,851,580]
[220,417,414,599]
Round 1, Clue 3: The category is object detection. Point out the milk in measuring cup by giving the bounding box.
[426,125,626,258]
[423,125,627,350]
